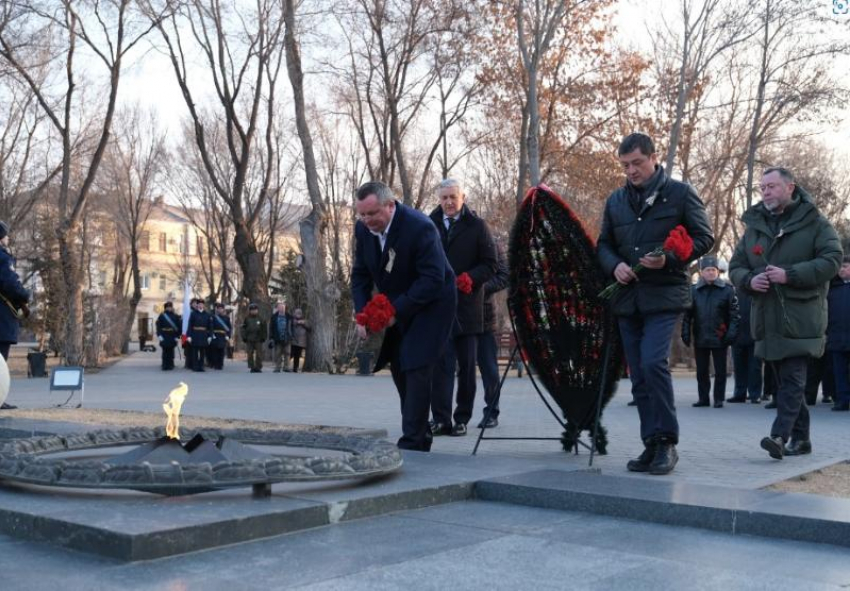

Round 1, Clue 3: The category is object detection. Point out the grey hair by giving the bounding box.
[438,178,463,193]
[356,181,395,204]
[763,166,795,185]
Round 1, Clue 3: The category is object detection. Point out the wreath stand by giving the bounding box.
[471,310,613,468]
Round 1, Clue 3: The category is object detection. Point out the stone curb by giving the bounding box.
[474,469,850,549]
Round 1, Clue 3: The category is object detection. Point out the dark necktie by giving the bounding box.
[446,217,456,240]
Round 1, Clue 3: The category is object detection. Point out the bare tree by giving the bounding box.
[655,0,757,176]
[143,0,288,314]
[98,106,165,354]
[742,0,849,208]
[283,0,337,371]
[0,0,158,365]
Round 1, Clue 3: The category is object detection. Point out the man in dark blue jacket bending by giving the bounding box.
[352,181,457,451]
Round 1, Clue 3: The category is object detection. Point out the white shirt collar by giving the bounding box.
[369,203,396,250]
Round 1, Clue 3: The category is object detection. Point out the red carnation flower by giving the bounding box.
[456,272,473,295]
[662,225,694,262]
[356,293,396,334]
[715,322,727,338]
[752,245,764,256]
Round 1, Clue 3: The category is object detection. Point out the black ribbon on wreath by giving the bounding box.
[507,184,624,455]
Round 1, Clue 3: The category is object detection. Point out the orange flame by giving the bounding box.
[163,382,189,440]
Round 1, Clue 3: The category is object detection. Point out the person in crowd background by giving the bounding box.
[187,299,212,373]
[209,303,231,370]
[682,255,739,408]
[476,241,509,429]
[155,301,181,371]
[0,220,30,409]
[729,289,762,403]
[827,255,850,411]
[241,303,267,373]
[269,301,294,373]
[290,308,310,373]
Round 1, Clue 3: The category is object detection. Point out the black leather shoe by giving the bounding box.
[831,403,850,411]
[726,397,746,403]
[451,423,467,437]
[626,440,656,472]
[750,398,761,404]
[822,396,833,405]
[476,417,499,429]
[760,436,784,460]
[784,440,812,456]
[0,402,17,410]
[713,401,724,408]
[649,440,678,475]
[627,400,638,406]
[692,401,710,407]
[765,400,777,409]
[429,421,452,436]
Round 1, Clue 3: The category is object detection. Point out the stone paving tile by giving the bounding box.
[6,351,848,490]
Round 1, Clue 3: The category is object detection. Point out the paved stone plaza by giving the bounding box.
[1,350,849,589]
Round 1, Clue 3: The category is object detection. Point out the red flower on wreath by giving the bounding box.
[752,244,764,256]
[355,293,396,334]
[662,225,694,262]
[456,272,473,295]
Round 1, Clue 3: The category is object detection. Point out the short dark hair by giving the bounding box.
[618,133,655,157]
[356,181,394,204]
[763,166,795,184]
[164,301,173,308]
[843,254,850,265]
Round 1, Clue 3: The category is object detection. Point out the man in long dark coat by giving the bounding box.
[352,181,457,452]
[428,179,497,437]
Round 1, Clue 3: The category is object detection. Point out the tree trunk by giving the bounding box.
[516,99,529,205]
[58,230,84,366]
[744,12,770,210]
[284,0,336,372]
[526,69,541,186]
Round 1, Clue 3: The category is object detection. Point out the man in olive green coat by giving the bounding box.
[729,167,843,460]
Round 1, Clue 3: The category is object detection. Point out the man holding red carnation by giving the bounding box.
[598,133,714,475]
[428,179,498,437]
[729,167,842,460]
[352,181,458,452]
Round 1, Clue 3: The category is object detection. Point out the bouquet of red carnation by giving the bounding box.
[599,225,695,300]
[715,322,727,338]
[356,293,396,334]
[456,272,473,295]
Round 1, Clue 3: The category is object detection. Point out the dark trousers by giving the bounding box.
[477,331,500,419]
[805,353,835,405]
[191,346,206,371]
[763,362,777,400]
[389,357,435,452]
[618,312,680,444]
[184,343,193,370]
[732,343,762,401]
[770,356,809,443]
[245,341,263,370]
[695,346,728,404]
[291,345,305,372]
[161,345,175,370]
[433,334,478,426]
[0,342,11,361]
[208,347,225,369]
[832,350,850,405]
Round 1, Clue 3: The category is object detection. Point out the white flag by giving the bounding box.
[181,276,191,336]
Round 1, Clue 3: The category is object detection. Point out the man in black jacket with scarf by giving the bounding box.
[429,179,497,437]
[598,133,714,475]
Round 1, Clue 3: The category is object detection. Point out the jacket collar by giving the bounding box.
[741,186,819,238]
[696,277,726,289]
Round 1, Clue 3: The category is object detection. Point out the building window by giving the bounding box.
[140,231,151,251]
[159,233,167,252]
[159,276,166,291]
[140,274,150,290]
